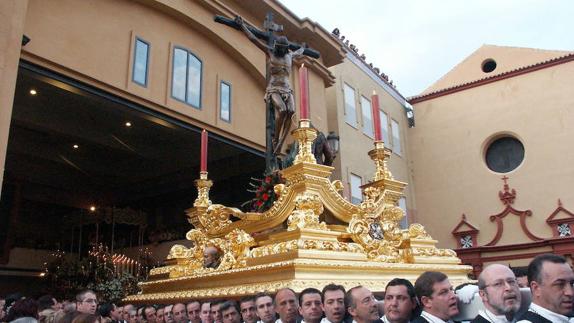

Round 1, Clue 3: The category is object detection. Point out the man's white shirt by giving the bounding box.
[381,315,411,323]
[419,311,454,323]
[516,302,570,323]
[476,308,513,323]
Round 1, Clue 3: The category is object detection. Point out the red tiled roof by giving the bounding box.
[409,52,574,104]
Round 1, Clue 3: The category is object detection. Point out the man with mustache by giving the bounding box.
[382,279,417,323]
[299,288,323,323]
[345,286,381,323]
[473,264,521,323]
[321,284,346,323]
[412,271,459,323]
[517,254,574,323]
[275,288,299,323]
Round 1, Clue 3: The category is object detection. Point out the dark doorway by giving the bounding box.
[0,62,265,267]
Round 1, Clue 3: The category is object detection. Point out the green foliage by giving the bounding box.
[43,247,141,302]
[87,272,139,303]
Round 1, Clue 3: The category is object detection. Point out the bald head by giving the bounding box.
[478,264,521,318]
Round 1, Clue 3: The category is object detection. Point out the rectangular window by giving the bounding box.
[343,83,357,127]
[360,96,373,138]
[132,38,149,86]
[379,110,390,144]
[220,81,231,122]
[171,47,202,109]
[350,173,362,204]
[398,197,408,229]
[391,119,401,155]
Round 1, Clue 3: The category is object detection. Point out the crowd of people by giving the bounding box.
[1,253,573,323]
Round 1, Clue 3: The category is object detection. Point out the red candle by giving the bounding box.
[200,129,208,172]
[299,63,309,119]
[371,91,382,141]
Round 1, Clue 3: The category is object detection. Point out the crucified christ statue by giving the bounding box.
[215,13,320,173]
[235,15,303,155]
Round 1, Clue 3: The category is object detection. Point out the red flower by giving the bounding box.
[265,176,271,184]
[262,193,269,201]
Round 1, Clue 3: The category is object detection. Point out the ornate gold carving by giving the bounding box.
[408,223,432,239]
[194,172,213,208]
[128,122,471,303]
[287,193,327,230]
[164,228,254,278]
[292,120,317,164]
[250,239,364,258]
[368,141,394,181]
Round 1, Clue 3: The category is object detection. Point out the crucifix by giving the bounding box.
[215,13,320,174]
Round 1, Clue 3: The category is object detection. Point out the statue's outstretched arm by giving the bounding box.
[292,46,305,57]
[235,15,271,53]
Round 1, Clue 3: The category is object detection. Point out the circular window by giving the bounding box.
[482,59,497,73]
[485,136,524,173]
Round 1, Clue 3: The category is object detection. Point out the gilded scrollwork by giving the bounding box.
[293,121,317,165]
[130,124,471,304]
[287,193,327,231]
[165,228,254,278]
[250,238,364,258]
[408,223,432,239]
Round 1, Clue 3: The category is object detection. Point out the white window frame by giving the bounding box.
[360,96,373,138]
[343,83,357,127]
[219,81,231,122]
[379,110,390,144]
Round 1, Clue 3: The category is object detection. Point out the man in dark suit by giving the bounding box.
[412,271,459,323]
[472,264,521,323]
[516,254,574,323]
[382,279,417,323]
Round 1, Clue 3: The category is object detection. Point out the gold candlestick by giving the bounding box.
[194,171,213,207]
[292,119,317,164]
[368,141,393,182]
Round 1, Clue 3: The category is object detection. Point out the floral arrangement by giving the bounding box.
[246,172,284,212]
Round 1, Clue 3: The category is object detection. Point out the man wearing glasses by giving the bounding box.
[76,290,97,314]
[517,254,574,323]
[474,264,521,323]
[412,271,459,323]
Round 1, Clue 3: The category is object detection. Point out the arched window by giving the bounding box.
[171,47,202,109]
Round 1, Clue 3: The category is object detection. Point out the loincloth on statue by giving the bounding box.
[264,87,293,103]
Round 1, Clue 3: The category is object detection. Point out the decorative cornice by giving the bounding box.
[409,52,574,104]
[546,199,574,224]
[451,214,479,235]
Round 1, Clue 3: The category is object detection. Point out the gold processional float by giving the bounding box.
[125,119,472,303]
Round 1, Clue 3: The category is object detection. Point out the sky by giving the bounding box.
[280,0,574,97]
